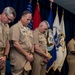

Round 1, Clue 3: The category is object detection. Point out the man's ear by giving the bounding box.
[1,12,6,17]
[21,16,25,21]
[2,12,5,15]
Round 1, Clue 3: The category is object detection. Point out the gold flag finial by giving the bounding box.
[50,2,52,9]
[62,9,64,17]
[56,6,58,13]
[37,1,40,11]
[55,6,58,16]
[62,9,64,14]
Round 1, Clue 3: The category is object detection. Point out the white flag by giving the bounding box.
[53,10,60,37]
[53,8,62,71]
[53,10,67,72]
[58,13,67,72]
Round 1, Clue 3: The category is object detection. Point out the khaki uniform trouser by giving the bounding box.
[9,48,30,75]
[0,49,6,75]
[32,53,46,75]
[0,63,6,75]
[67,54,75,75]
[32,61,46,75]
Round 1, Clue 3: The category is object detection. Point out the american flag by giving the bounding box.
[27,1,33,30]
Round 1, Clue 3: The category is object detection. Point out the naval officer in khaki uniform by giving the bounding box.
[0,7,16,75]
[9,10,34,75]
[67,36,75,75]
[32,21,51,75]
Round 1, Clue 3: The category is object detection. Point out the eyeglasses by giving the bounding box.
[7,16,13,22]
[5,13,14,22]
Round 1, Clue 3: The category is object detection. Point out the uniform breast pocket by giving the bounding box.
[20,31,28,42]
[29,34,33,38]
[22,32,27,36]
[21,29,27,35]
[28,31,33,38]
[39,35,47,46]
[39,36,44,44]
[21,31,26,35]
[6,31,9,37]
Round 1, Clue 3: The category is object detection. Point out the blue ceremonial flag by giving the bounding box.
[46,7,56,73]
[47,8,53,29]
[27,1,33,30]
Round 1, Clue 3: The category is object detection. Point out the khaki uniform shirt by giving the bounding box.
[0,21,9,56]
[33,28,47,61]
[0,21,9,48]
[67,39,75,75]
[34,28,47,52]
[67,39,75,55]
[32,28,47,75]
[10,21,33,51]
[9,21,34,72]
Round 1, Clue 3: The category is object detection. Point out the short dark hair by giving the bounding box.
[22,10,31,16]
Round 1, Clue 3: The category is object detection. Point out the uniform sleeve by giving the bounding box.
[31,31,34,45]
[67,40,75,52]
[6,24,10,40]
[9,25,20,42]
[33,31,39,45]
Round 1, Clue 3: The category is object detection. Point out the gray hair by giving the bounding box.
[3,7,16,18]
[39,20,50,28]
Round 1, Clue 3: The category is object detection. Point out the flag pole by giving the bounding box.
[52,70,54,75]
[37,0,40,12]
[50,2,52,8]
[50,2,55,75]
[56,6,61,75]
